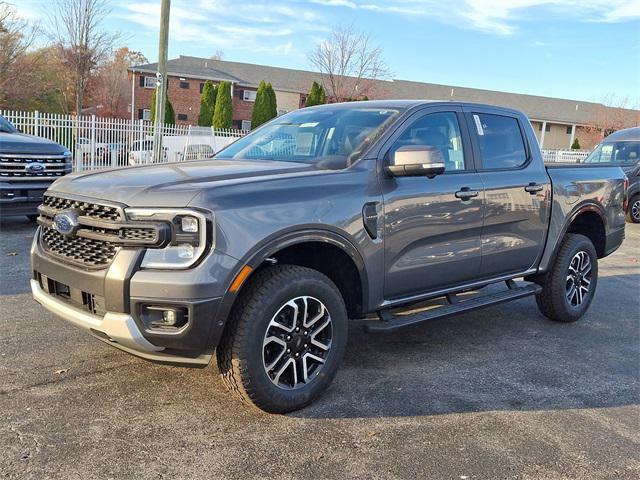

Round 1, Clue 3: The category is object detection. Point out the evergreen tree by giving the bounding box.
[306,81,326,107]
[150,88,175,124]
[213,81,233,129]
[251,81,268,129]
[198,81,217,126]
[571,138,581,150]
[265,83,277,120]
[317,84,326,104]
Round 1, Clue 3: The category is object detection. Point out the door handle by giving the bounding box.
[455,187,479,200]
[524,182,544,194]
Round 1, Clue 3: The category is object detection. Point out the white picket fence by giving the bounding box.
[541,149,590,163]
[0,110,248,171]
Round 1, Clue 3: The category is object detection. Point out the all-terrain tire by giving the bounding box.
[535,233,598,323]
[216,265,348,413]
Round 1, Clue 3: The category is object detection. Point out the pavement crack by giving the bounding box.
[0,362,135,396]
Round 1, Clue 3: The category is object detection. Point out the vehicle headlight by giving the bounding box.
[125,208,213,269]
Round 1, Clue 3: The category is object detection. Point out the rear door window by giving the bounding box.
[473,113,527,169]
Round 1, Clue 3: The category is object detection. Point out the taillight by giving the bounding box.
[623,176,629,212]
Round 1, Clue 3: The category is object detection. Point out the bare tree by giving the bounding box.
[210,50,224,61]
[308,25,391,101]
[92,47,147,117]
[579,95,640,148]
[0,2,39,103]
[50,0,118,115]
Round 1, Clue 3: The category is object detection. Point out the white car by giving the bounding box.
[128,140,168,165]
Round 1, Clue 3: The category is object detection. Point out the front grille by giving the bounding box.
[37,194,167,268]
[42,228,117,267]
[43,195,121,221]
[0,154,71,180]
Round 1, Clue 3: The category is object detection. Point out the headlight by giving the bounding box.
[125,208,213,269]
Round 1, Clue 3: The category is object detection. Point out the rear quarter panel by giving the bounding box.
[538,165,627,272]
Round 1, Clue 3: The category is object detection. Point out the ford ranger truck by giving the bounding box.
[0,115,72,219]
[30,101,627,413]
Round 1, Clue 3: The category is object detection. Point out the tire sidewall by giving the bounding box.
[629,195,640,223]
[239,271,348,412]
[554,235,598,321]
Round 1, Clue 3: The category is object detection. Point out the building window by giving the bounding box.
[566,126,573,134]
[545,123,551,132]
[177,113,188,121]
[242,90,257,102]
[241,120,252,131]
[199,83,205,93]
[179,81,190,89]
[143,76,156,89]
[142,109,151,121]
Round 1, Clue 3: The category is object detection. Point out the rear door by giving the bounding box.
[463,107,551,277]
[380,106,485,300]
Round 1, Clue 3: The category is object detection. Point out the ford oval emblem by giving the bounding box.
[53,210,79,236]
[26,162,46,174]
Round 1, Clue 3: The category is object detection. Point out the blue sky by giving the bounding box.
[15,0,640,105]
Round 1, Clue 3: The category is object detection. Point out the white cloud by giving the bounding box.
[309,0,640,35]
[116,0,325,57]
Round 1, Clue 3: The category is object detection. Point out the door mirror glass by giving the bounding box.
[387,145,446,178]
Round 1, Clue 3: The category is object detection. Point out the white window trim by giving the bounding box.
[143,76,156,89]
[241,120,252,131]
[243,90,257,102]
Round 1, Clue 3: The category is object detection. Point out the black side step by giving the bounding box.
[364,282,542,333]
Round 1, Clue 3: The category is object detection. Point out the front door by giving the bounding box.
[381,108,485,300]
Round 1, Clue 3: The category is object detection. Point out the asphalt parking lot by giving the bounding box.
[1,217,639,480]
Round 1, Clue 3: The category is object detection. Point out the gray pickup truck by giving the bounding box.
[30,101,627,413]
[0,115,72,218]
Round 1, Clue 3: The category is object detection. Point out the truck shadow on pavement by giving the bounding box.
[294,272,639,419]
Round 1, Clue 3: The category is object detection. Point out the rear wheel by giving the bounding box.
[627,194,640,223]
[216,265,348,413]
[535,233,598,322]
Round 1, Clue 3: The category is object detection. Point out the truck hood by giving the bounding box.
[0,132,67,155]
[48,159,316,207]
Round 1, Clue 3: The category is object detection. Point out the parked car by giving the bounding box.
[179,144,215,161]
[31,101,627,413]
[128,139,168,165]
[0,114,72,220]
[583,127,640,223]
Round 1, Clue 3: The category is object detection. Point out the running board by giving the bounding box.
[364,281,542,333]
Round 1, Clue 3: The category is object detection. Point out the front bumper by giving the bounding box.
[31,227,238,366]
[0,182,51,216]
[31,278,210,365]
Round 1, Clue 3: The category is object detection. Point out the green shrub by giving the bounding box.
[198,81,217,127]
[571,138,581,150]
[213,81,233,129]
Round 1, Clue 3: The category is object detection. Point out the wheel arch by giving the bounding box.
[209,228,370,348]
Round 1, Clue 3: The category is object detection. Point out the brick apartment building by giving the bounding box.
[129,56,639,149]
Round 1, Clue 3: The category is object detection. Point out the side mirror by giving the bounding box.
[387,145,446,178]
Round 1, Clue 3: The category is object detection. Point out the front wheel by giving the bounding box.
[216,265,348,413]
[535,233,598,322]
[627,194,640,223]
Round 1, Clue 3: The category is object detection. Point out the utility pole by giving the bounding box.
[153,0,171,163]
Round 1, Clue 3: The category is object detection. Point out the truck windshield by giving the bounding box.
[584,141,640,165]
[0,115,17,134]
[216,107,404,169]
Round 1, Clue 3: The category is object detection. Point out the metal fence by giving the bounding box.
[0,110,248,171]
[541,149,590,163]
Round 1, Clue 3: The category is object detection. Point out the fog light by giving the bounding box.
[181,216,199,232]
[161,309,177,326]
[141,305,188,330]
